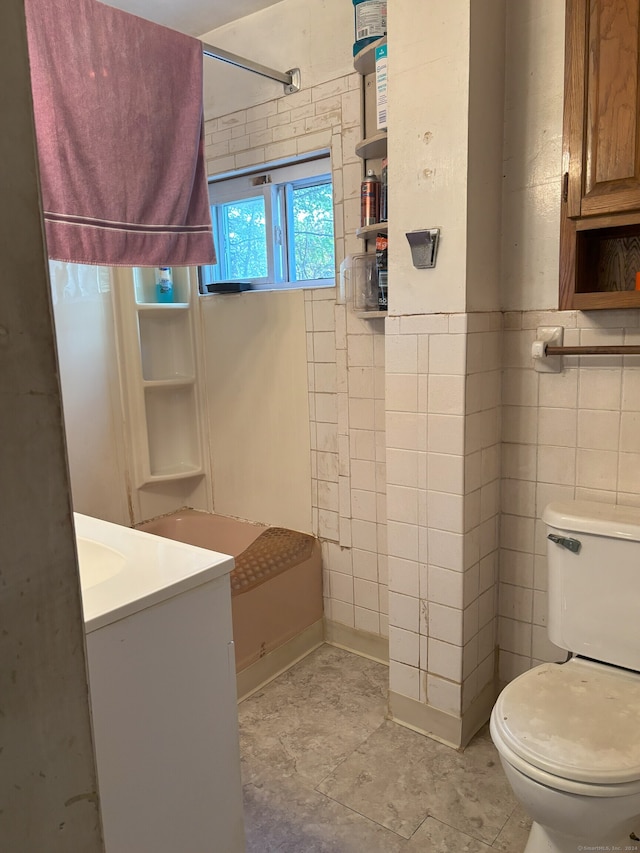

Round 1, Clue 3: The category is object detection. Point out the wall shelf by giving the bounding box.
[114,266,207,488]
[353,36,386,76]
[356,222,388,240]
[357,310,387,319]
[355,131,387,161]
[136,302,190,312]
[142,377,196,388]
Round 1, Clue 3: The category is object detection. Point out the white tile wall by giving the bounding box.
[386,312,502,718]
[498,309,640,680]
[205,73,389,639]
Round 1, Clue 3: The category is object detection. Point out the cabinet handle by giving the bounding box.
[562,171,569,203]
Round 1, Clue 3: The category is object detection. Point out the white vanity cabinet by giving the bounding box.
[78,514,245,853]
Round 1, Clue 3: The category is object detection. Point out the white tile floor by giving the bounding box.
[239,645,531,852]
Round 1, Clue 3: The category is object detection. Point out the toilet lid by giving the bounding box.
[494,660,640,785]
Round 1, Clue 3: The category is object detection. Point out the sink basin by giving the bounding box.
[76,537,126,589]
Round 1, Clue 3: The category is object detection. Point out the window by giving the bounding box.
[199,156,335,293]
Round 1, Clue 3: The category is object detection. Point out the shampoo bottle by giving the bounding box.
[156,267,173,303]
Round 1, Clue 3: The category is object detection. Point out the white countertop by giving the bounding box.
[75,513,234,633]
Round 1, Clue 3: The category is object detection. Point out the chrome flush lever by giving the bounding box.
[547,533,581,554]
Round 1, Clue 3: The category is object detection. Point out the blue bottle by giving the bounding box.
[156,267,174,303]
[353,0,387,57]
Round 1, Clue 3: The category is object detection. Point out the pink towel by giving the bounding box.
[24,0,215,267]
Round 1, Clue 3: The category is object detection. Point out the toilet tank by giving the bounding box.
[543,501,640,672]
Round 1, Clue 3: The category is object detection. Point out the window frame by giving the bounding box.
[200,154,335,294]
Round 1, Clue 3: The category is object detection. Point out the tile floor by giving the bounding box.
[239,644,531,852]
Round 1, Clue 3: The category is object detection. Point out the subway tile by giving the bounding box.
[429,334,467,374]
[465,451,482,494]
[349,398,375,430]
[400,314,448,335]
[499,616,532,657]
[350,428,376,461]
[426,491,465,533]
[537,445,576,486]
[387,484,419,525]
[350,459,376,491]
[502,368,539,407]
[429,603,463,645]
[499,582,533,622]
[426,675,462,714]
[322,541,353,575]
[619,411,640,453]
[479,480,500,522]
[427,565,464,608]
[428,374,466,414]
[576,449,618,491]
[388,556,420,597]
[577,409,620,451]
[427,414,465,454]
[618,452,640,493]
[538,407,577,448]
[538,368,578,409]
[481,444,501,484]
[622,369,640,410]
[351,519,378,552]
[428,529,464,571]
[331,598,355,629]
[347,366,375,398]
[463,599,479,642]
[316,422,338,453]
[329,570,353,604]
[386,373,418,412]
[386,334,418,373]
[501,514,535,554]
[501,478,535,518]
[347,334,375,367]
[354,577,380,612]
[503,329,538,369]
[387,520,420,561]
[499,651,531,682]
[535,482,574,516]
[386,411,423,452]
[389,661,420,701]
[428,639,463,681]
[389,626,420,667]
[319,509,340,540]
[427,453,465,494]
[577,368,622,410]
[502,443,538,480]
[386,448,420,488]
[388,592,420,632]
[351,488,377,522]
[354,606,380,635]
[317,479,339,511]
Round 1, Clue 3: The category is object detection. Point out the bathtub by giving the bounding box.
[138,510,324,696]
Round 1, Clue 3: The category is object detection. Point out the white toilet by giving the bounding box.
[490,500,640,853]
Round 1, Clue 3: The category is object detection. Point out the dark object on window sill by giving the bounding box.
[201,281,254,294]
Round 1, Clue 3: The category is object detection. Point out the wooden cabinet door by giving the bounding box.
[566,0,640,218]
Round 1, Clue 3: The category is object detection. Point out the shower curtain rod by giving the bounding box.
[201,41,301,94]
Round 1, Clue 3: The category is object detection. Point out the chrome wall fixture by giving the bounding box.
[201,41,301,94]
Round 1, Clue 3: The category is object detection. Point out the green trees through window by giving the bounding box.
[202,156,335,291]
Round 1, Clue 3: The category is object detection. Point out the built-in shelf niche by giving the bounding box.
[114,265,207,488]
[144,385,202,480]
[138,311,195,382]
[133,266,191,305]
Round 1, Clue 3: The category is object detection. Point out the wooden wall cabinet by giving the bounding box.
[561,0,640,309]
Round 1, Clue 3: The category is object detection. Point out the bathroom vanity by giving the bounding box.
[76,513,245,853]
